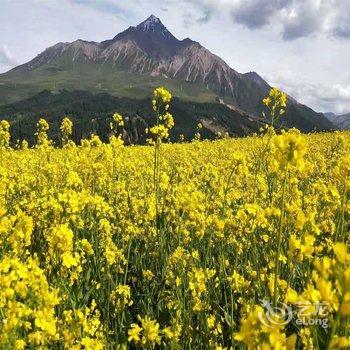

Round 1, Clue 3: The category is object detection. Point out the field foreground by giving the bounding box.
[0,129,350,349]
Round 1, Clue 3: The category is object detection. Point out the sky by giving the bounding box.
[0,0,350,114]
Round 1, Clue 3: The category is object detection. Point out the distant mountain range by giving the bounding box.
[324,112,350,130]
[0,15,333,144]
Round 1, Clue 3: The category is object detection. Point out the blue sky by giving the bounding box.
[1,0,350,114]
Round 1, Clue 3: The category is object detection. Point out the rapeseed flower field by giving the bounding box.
[0,87,349,349]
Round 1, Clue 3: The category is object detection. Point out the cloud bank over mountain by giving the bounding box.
[190,0,350,41]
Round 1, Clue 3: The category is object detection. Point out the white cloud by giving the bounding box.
[183,0,350,41]
[280,1,325,40]
[0,45,16,64]
[0,45,18,72]
[268,76,350,114]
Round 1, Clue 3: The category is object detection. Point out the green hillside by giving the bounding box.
[0,89,259,146]
[0,60,217,106]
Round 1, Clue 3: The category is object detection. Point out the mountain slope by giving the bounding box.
[0,89,262,145]
[325,112,350,130]
[0,15,332,132]
[338,113,350,129]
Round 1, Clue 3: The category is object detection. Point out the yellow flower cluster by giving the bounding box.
[110,284,133,313]
[263,87,287,109]
[60,117,73,146]
[0,87,349,349]
[263,86,287,126]
[128,316,161,346]
[0,255,60,348]
[60,117,73,137]
[149,87,174,141]
[0,120,10,149]
[269,129,307,172]
[112,113,124,127]
[35,118,51,147]
[153,86,172,104]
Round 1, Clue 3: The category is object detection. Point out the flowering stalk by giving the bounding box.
[35,118,51,148]
[150,87,173,230]
[0,120,10,149]
[60,117,73,147]
[153,108,161,225]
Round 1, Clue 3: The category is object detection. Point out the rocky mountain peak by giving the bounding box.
[137,15,161,30]
[135,15,173,39]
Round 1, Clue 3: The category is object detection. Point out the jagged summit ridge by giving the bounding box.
[136,15,173,39]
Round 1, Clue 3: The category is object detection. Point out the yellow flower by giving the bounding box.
[228,271,250,293]
[128,323,142,343]
[269,130,307,172]
[112,113,124,127]
[0,120,10,149]
[334,242,348,264]
[143,269,155,280]
[61,251,79,268]
[14,339,26,350]
[163,326,174,339]
[80,238,94,255]
[60,117,73,137]
[285,287,299,304]
[140,316,161,345]
[35,118,51,147]
[154,87,172,103]
[207,314,216,329]
[262,87,287,125]
[110,284,133,311]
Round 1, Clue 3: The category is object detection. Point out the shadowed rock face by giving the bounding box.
[2,15,333,132]
[338,113,350,129]
[324,112,350,130]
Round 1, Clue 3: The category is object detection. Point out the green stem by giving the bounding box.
[334,185,347,244]
[326,291,345,349]
[153,137,161,228]
[273,173,287,308]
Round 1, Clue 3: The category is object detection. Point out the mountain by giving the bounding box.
[324,112,350,130]
[338,113,350,129]
[324,112,337,120]
[0,14,333,138]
